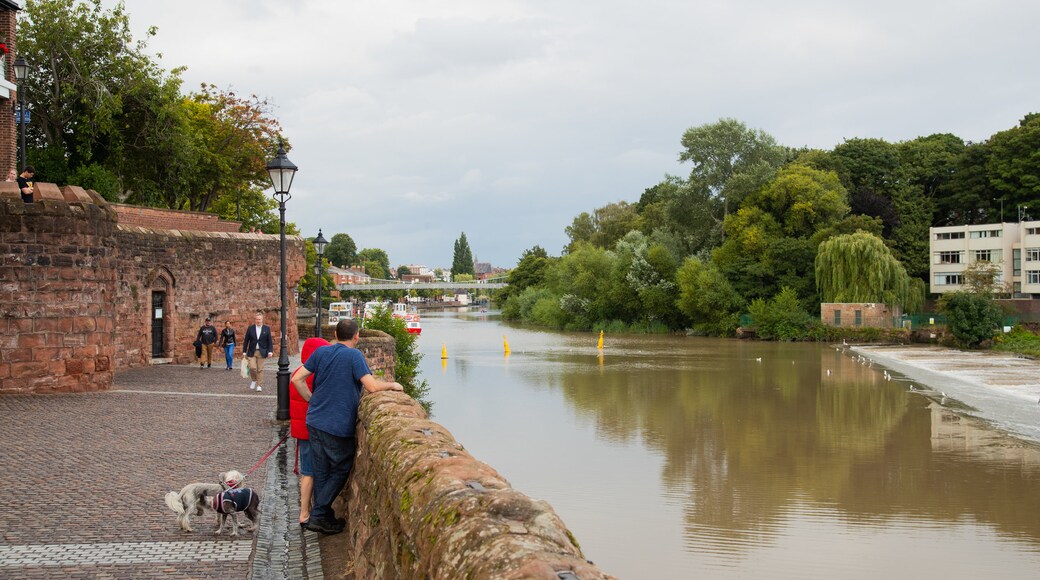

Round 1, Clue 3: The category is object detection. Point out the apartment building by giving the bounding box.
[929,221,1040,296]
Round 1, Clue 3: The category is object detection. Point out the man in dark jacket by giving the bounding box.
[196,318,218,368]
[242,311,273,391]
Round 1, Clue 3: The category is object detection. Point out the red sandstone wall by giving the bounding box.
[113,226,305,368]
[343,387,613,578]
[111,203,242,233]
[820,302,898,328]
[0,193,118,393]
[0,7,17,177]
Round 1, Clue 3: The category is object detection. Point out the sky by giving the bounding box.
[99,0,1040,270]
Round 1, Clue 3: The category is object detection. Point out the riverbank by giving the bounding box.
[853,344,1040,443]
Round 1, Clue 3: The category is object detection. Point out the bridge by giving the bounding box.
[338,278,508,291]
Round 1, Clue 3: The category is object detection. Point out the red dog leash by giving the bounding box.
[226,433,290,489]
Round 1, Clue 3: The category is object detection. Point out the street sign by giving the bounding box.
[15,109,30,124]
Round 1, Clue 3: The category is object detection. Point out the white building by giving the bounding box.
[930,221,1040,296]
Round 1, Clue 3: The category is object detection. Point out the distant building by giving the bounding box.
[400,264,432,277]
[402,273,435,284]
[929,221,1040,297]
[328,265,371,285]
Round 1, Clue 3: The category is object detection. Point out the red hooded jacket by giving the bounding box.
[290,337,330,440]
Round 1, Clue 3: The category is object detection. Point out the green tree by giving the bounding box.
[396,265,412,279]
[815,231,923,313]
[325,233,358,268]
[358,248,390,279]
[938,292,1004,348]
[747,287,814,341]
[452,233,475,276]
[985,113,1040,214]
[500,246,553,303]
[746,164,849,237]
[676,257,743,335]
[678,118,787,226]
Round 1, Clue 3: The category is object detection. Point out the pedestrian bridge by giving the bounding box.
[338,280,507,291]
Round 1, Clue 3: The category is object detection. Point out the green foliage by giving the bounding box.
[499,246,551,303]
[364,307,432,413]
[815,231,923,313]
[747,287,814,341]
[676,257,742,335]
[324,233,358,269]
[358,248,390,279]
[992,326,1040,357]
[451,233,475,276]
[937,292,1004,348]
[986,114,1040,212]
[746,164,849,237]
[564,202,643,252]
[66,163,121,201]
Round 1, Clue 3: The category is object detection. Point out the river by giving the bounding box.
[416,309,1040,579]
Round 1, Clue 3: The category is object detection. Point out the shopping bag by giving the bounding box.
[240,357,250,379]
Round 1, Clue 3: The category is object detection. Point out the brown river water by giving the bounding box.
[417,309,1040,579]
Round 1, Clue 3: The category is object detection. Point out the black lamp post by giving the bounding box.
[13,57,29,170]
[313,229,328,338]
[266,141,297,421]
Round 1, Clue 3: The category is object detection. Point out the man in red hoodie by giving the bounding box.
[289,337,329,525]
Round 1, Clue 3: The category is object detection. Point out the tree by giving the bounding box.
[500,246,552,303]
[678,119,787,235]
[397,265,412,279]
[363,306,431,412]
[676,257,743,335]
[745,164,849,238]
[452,233,475,277]
[815,231,923,313]
[985,113,1040,213]
[962,261,1003,295]
[325,233,358,268]
[357,248,390,279]
[938,292,1004,348]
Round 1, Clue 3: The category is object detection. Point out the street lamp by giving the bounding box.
[266,141,298,421]
[13,57,29,170]
[313,229,328,338]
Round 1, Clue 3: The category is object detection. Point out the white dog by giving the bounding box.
[165,470,258,535]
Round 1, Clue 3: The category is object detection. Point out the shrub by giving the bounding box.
[364,307,432,413]
[937,292,1004,348]
[747,287,814,341]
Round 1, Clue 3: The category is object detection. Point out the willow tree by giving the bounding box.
[815,231,923,313]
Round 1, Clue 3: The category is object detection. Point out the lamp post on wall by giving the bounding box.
[266,141,297,421]
[13,57,29,170]
[313,229,328,338]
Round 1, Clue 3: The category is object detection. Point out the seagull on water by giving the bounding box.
[755,357,762,362]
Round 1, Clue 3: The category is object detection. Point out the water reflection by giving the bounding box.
[421,312,1040,578]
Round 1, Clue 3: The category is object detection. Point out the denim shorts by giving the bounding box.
[297,438,313,477]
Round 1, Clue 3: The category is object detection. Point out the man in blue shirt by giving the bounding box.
[290,318,403,534]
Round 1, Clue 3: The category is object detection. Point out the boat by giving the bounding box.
[405,317,422,335]
[327,301,353,324]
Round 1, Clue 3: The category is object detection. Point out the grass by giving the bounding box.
[992,326,1040,357]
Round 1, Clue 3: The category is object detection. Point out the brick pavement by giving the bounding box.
[0,355,324,579]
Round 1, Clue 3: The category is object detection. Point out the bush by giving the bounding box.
[747,287,814,341]
[993,326,1040,357]
[363,307,432,413]
[937,292,1004,348]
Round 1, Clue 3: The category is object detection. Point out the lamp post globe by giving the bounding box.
[313,229,328,338]
[266,141,297,421]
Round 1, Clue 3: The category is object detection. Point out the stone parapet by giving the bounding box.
[342,388,613,579]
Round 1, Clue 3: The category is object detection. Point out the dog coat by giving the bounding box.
[211,488,254,514]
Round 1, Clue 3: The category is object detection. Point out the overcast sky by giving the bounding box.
[103,0,1040,269]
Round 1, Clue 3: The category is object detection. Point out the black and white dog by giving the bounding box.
[164,470,261,535]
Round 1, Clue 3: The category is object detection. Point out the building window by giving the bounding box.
[938,251,962,264]
[934,231,966,240]
[833,310,841,325]
[1014,249,1022,276]
[1028,271,1040,285]
[1026,227,1040,236]
[1026,248,1040,262]
[970,229,1002,239]
[934,274,964,286]
[854,310,862,326]
[974,250,993,262]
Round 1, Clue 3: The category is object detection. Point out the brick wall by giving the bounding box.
[339,383,612,578]
[820,302,899,328]
[1,6,18,177]
[0,193,119,393]
[110,203,243,233]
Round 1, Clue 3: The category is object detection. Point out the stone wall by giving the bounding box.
[340,388,612,578]
[0,188,119,393]
[113,227,305,368]
[111,203,242,233]
[820,302,899,328]
[0,4,17,177]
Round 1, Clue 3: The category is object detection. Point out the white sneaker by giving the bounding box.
[256,386,262,392]
[249,382,256,390]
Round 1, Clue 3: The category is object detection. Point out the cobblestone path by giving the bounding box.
[0,359,324,579]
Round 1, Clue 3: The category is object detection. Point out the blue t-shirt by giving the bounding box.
[303,343,372,437]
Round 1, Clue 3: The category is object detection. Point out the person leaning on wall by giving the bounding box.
[17,166,35,203]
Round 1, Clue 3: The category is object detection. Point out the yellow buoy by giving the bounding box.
[597,330,604,350]
[441,344,448,359]
[503,335,511,354]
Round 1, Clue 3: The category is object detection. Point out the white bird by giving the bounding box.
[826,369,832,376]
[843,338,848,346]
[755,357,762,362]
[909,385,916,392]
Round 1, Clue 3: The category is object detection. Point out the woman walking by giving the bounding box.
[218,321,237,370]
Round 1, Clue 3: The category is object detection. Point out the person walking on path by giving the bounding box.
[243,311,273,391]
[290,319,404,534]
[17,165,35,203]
[195,317,218,369]
[290,337,330,525]
[218,320,237,370]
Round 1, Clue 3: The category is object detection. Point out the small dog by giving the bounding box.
[164,470,260,535]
